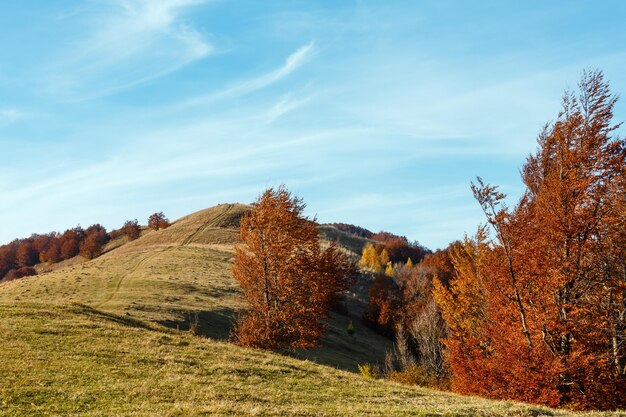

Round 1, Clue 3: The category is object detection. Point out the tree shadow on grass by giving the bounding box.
[70,302,157,331]
[157,307,237,340]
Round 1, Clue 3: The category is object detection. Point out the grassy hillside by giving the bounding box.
[0,204,622,416]
[1,303,613,417]
[0,204,391,370]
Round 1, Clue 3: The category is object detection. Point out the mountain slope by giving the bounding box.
[0,204,390,370]
[0,302,601,417]
[0,204,617,416]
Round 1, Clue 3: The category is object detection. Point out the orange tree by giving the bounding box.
[232,186,356,350]
[434,70,626,410]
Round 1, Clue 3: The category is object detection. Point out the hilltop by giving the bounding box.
[0,204,620,416]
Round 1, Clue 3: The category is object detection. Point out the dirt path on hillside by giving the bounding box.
[181,204,234,246]
[94,251,163,307]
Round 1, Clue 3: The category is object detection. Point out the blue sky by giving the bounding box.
[1,1,625,249]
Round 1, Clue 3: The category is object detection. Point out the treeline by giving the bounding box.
[0,225,110,282]
[360,235,429,270]
[329,223,374,239]
[0,212,170,283]
[331,223,430,264]
[360,70,625,411]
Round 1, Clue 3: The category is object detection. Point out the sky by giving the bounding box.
[1,0,626,249]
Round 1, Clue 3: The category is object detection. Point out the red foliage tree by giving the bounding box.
[371,231,429,264]
[40,239,62,264]
[122,219,141,240]
[148,212,169,231]
[0,245,17,279]
[420,244,458,287]
[16,241,38,267]
[78,225,109,260]
[2,266,37,282]
[80,233,102,259]
[365,274,400,337]
[85,224,109,244]
[232,186,356,350]
[435,70,626,410]
[60,229,82,260]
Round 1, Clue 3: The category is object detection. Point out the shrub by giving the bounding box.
[347,320,355,336]
[2,266,37,282]
[388,363,432,387]
[358,363,379,379]
[122,219,141,240]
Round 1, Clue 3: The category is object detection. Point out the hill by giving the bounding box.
[0,204,620,416]
[0,204,391,370]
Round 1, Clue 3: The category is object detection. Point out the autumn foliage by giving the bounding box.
[122,219,141,240]
[0,224,114,282]
[148,212,170,231]
[364,274,400,337]
[434,71,626,410]
[232,186,356,350]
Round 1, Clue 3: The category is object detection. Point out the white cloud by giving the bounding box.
[46,0,213,100]
[181,41,315,107]
[263,92,313,124]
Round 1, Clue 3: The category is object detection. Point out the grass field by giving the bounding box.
[0,204,623,416]
[0,204,391,371]
[3,303,616,417]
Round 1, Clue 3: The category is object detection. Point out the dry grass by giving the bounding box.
[0,204,391,370]
[0,204,622,416]
[2,303,615,417]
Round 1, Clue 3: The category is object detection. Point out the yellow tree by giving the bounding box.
[359,242,381,271]
[385,261,395,277]
[379,248,390,266]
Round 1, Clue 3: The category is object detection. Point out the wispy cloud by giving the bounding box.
[45,0,213,100]
[263,92,313,124]
[181,41,315,107]
[2,1,624,250]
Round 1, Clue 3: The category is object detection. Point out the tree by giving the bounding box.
[435,70,626,410]
[60,227,84,260]
[16,241,38,267]
[396,262,447,380]
[371,231,429,264]
[148,212,170,230]
[122,219,141,240]
[380,248,390,266]
[365,274,400,337]
[359,242,381,271]
[347,320,356,337]
[420,244,457,287]
[0,245,16,279]
[40,239,62,264]
[232,186,356,350]
[80,233,103,259]
[384,261,395,277]
[85,224,110,245]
